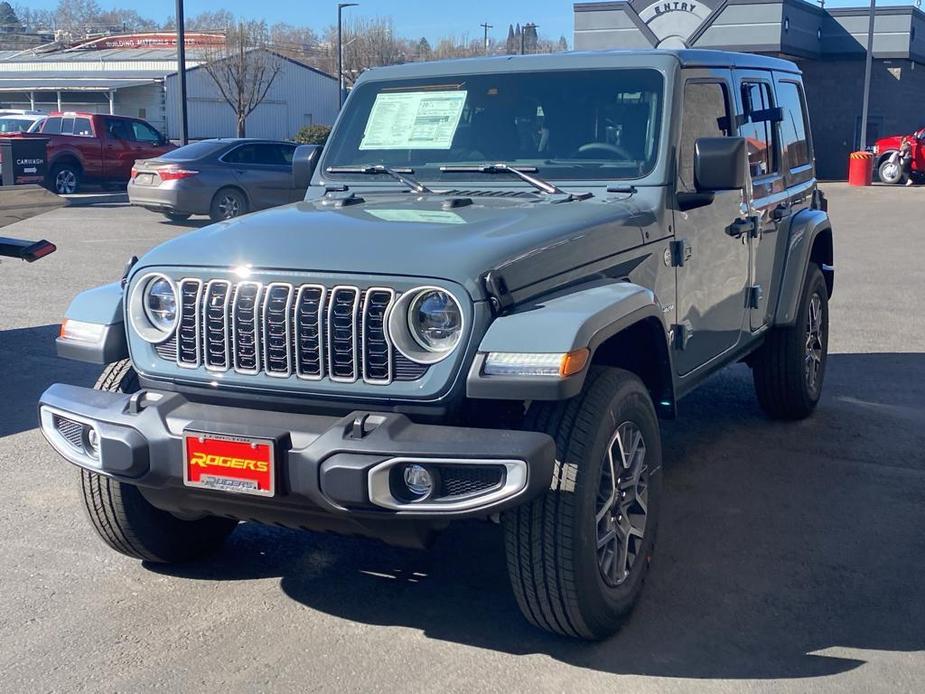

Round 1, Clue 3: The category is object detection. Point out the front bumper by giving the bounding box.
[39,383,556,540]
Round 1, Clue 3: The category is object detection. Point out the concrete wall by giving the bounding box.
[801,57,925,179]
[114,84,166,133]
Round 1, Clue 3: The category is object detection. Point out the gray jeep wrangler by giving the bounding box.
[40,49,833,640]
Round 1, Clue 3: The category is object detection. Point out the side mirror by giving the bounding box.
[694,136,748,192]
[293,144,322,190]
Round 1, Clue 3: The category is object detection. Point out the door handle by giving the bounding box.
[771,204,790,222]
[725,216,758,238]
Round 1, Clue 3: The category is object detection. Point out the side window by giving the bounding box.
[777,81,811,170]
[43,117,61,134]
[60,117,75,135]
[279,145,296,165]
[738,82,778,178]
[131,121,161,143]
[678,81,732,192]
[223,144,258,165]
[74,117,92,137]
[106,118,132,140]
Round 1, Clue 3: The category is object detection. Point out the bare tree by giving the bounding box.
[201,21,282,137]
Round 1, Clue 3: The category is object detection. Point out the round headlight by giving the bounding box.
[388,286,465,365]
[145,277,177,333]
[408,289,462,353]
[129,273,177,343]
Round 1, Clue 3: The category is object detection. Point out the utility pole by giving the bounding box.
[337,3,358,109]
[859,0,876,149]
[480,21,492,55]
[174,0,188,145]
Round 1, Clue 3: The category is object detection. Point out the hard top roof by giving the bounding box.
[357,49,800,83]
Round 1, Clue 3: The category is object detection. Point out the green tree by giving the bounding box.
[294,124,331,145]
[0,1,21,31]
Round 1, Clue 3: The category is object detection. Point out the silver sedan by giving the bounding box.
[128,139,303,223]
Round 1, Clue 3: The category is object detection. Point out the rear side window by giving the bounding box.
[74,117,92,137]
[777,81,811,170]
[677,81,732,192]
[43,117,61,134]
[162,140,226,161]
[738,82,778,178]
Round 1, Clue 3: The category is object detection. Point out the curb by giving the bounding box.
[62,193,129,207]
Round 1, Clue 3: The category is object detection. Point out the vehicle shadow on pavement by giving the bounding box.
[143,351,924,680]
[0,324,99,437]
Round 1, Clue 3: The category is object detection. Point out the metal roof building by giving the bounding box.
[575,0,925,178]
[0,46,339,141]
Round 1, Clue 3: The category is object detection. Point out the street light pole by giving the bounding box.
[175,0,188,145]
[337,3,358,109]
[859,0,876,149]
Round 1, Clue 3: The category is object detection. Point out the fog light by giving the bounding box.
[403,464,435,498]
[83,426,100,459]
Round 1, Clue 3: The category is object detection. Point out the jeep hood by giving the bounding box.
[135,192,652,300]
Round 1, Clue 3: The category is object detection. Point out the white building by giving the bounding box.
[0,46,339,140]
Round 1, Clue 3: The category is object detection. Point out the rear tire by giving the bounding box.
[751,263,829,420]
[503,367,663,640]
[79,360,238,563]
[162,212,191,222]
[209,187,248,222]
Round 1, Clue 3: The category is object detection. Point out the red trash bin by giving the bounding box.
[848,151,874,186]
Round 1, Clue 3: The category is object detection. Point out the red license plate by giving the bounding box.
[183,432,275,497]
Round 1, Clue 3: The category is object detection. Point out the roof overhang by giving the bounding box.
[0,78,160,92]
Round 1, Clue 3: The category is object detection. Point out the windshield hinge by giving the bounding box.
[483,270,515,315]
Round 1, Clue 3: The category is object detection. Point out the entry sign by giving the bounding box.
[0,137,49,186]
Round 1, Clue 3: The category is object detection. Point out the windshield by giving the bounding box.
[323,68,664,182]
[0,118,35,133]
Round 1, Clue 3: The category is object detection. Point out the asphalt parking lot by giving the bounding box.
[1,184,923,693]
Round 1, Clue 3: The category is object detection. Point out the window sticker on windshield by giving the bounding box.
[365,209,466,225]
[359,91,467,150]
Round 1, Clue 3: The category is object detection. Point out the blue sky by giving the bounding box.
[21,0,920,44]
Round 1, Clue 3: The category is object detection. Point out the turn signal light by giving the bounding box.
[157,167,199,181]
[483,348,590,378]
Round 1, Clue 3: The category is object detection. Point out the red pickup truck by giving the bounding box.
[23,112,174,194]
[873,128,925,184]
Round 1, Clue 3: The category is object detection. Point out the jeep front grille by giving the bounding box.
[161,279,426,385]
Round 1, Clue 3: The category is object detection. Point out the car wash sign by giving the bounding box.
[0,137,48,186]
[635,0,717,47]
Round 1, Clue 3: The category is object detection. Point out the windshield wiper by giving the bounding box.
[439,163,571,196]
[326,164,433,194]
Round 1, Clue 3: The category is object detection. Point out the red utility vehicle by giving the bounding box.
[24,112,174,194]
[873,128,925,184]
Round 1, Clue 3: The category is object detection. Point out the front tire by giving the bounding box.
[751,263,829,420]
[79,360,238,563]
[503,367,663,640]
[878,157,904,185]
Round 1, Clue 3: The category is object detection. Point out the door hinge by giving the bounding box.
[670,324,691,350]
[668,239,692,267]
[747,284,763,309]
